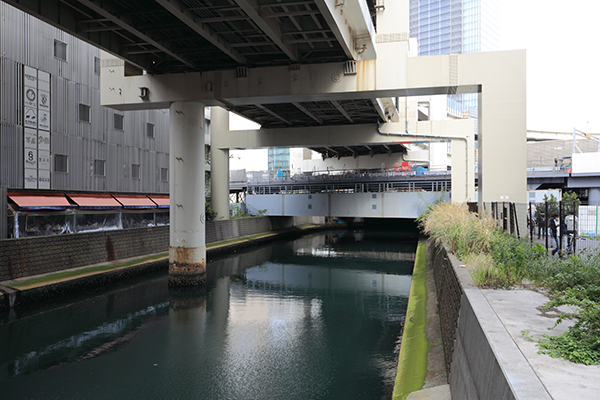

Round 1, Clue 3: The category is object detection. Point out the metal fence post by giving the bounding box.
[559,201,563,255]
[545,202,549,250]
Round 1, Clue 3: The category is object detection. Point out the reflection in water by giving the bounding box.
[0,230,415,399]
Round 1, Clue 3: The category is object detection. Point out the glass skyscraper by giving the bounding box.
[268,147,290,171]
[409,0,500,114]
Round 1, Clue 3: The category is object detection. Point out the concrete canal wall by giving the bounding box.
[0,216,325,281]
[429,241,550,399]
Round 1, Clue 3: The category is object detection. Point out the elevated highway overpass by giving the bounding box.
[3,0,526,285]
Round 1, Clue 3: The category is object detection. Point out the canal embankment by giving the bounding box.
[396,239,553,399]
[0,216,331,311]
[420,240,600,399]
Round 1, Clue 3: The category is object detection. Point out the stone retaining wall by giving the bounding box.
[0,216,324,281]
[429,241,463,378]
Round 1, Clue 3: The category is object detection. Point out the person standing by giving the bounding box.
[549,213,559,256]
[565,210,578,252]
[537,212,545,239]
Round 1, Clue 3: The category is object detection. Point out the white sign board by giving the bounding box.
[38,71,50,92]
[38,169,51,189]
[24,169,38,189]
[38,110,50,130]
[24,107,37,128]
[38,150,51,170]
[24,148,37,169]
[24,128,37,149]
[38,90,50,111]
[22,66,51,188]
[38,131,50,151]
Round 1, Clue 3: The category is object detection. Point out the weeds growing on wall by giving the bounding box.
[419,202,600,365]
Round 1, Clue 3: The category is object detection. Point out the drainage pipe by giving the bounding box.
[376,122,472,203]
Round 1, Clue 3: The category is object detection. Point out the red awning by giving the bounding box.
[8,192,72,210]
[112,194,156,209]
[67,193,122,210]
[149,195,169,209]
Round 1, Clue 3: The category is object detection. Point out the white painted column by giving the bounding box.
[210,107,230,220]
[169,101,206,287]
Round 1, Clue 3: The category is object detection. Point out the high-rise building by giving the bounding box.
[268,147,290,171]
[409,0,500,114]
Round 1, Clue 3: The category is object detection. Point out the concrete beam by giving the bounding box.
[314,0,377,61]
[101,47,525,205]
[101,57,481,110]
[247,192,448,219]
[213,119,473,150]
[213,118,476,202]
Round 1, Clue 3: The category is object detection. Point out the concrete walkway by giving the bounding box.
[480,288,600,399]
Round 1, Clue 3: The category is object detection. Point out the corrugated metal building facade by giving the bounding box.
[0,2,171,194]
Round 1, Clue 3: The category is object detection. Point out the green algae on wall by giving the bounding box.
[392,241,429,400]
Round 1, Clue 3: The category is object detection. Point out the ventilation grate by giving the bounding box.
[344,60,357,75]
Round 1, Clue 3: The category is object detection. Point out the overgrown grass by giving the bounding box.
[420,202,600,365]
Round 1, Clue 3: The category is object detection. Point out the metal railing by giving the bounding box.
[242,168,451,195]
[528,201,600,254]
[467,202,522,237]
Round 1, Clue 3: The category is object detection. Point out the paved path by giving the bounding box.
[481,289,600,399]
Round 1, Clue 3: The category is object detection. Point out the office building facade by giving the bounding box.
[409,0,500,114]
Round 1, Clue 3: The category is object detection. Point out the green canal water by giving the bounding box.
[0,230,416,399]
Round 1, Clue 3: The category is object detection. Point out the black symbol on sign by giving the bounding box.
[25,109,37,124]
[26,88,36,101]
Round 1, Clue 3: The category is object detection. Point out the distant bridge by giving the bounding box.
[237,167,600,218]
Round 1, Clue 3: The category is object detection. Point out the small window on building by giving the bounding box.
[160,167,168,182]
[94,159,105,176]
[54,154,68,173]
[54,39,67,61]
[79,104,91,123]
[147,122,155,138]
[94,56,101,75]
[114,113,124,130]
[132,164,140,180]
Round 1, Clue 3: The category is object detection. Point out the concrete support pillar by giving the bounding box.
[589,188,600,203]
[169,101,206,287]
[210,107,230,220]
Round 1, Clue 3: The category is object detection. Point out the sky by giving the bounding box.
[499,0,600,133]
